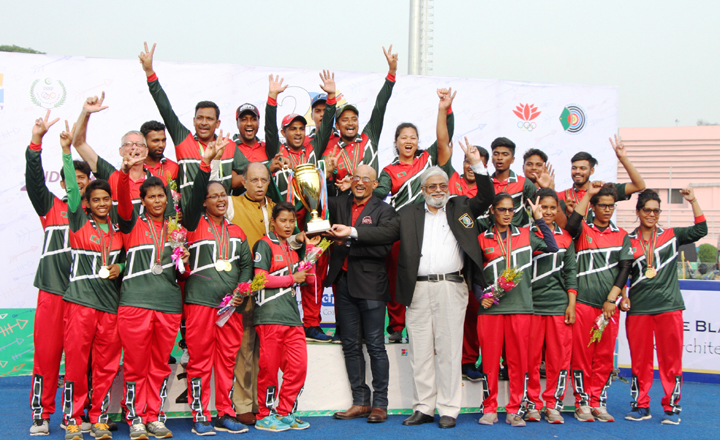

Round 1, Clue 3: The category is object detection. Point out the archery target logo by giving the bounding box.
[559,105,586,134]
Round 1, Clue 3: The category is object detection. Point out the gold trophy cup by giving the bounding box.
[293,163,331,234]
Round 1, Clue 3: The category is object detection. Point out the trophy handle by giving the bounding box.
[290,174,314,213]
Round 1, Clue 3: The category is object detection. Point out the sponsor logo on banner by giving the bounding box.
[513,103,541,132]
[30,78,66,109]
[559,104,586,134]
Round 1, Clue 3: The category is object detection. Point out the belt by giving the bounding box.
[416,271,464,283]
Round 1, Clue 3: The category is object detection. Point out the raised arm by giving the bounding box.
[528,197,559,253]
[435,88,456,167]
[71,93,108,172]
[674,188,709,245]
[459,137,494,217]
[183,138,224,231]
[26,111,61,216]
[310,70,338,159]
[362,45,397,146]
[611,134,645,196]
[117,154,144,228]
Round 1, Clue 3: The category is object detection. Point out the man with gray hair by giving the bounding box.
[331,143,494,429]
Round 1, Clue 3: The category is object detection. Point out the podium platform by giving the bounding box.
[106,343,575,418]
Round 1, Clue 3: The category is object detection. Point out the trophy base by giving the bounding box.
[306,219,331,235]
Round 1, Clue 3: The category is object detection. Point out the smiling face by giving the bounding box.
[523,154,545,184]
[637,199,661,229]
[491,197,515,227]
[272,209,296,240]
[193,107,220,143]
[463,156,476,183]
[492,146,515,173]
[203,182,228,218]
[282,120,307,149]
[88,189,112,219]
[395,126,419,160]
[592,194,616,225]
[336,110,359,141]
[141,185,168,220]
[422,174,449,209]
[236,113,259,143]
[539,195,558,225]
[571,160,594,187]
[351,165,378,201]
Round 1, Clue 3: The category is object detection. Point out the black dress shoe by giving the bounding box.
[438,416,456,428]
[402,411,435,425]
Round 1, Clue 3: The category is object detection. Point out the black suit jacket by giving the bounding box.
[355,172,494,306]
[325,195,397,301]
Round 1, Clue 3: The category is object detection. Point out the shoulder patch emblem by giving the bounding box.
[254,252,262,263]
[459,213,474,228]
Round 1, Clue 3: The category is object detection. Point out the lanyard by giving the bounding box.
[494,226,513,271]
[89,218,114,268]
[638,226,658,271]
[277,239,295,276]
[144,215,167,266]
[336,142,361,175]
[284,145,307,169]
[206,215,229,261]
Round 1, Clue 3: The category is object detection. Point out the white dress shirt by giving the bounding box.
[416,204,464,276]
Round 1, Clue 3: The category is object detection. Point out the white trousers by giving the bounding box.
[406,279,468,418]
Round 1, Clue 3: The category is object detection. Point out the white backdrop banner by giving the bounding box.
[0,52,618,310]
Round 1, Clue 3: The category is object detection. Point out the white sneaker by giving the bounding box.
[592,406,615,422]
[30,419,49,436]
[574,405,595,422]
[544,408,565,424]
[523,408,541,422]
[506,413,526,427]
[180,348,190,366]
[478,412,498,425]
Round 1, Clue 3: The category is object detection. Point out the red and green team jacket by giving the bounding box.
[478,225,548,315]
[477,170,536,232]
[183,165,253,308]
[232,100,284,172]
[252,232,307,327]
[449,172,477,198]
[627,217,708,315]
[574,220,634,309]
[372,111,454,209]
[116,171,182,314]
[26,144,73,296]
[62,154,125,314]
[146,74,245,208]
[530,223,578,315]
[557,182,628,222]
[322,73,396,180]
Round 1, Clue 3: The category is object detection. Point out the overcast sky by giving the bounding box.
[3,0,719,127]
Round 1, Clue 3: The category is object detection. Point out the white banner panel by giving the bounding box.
[0,52,618,309]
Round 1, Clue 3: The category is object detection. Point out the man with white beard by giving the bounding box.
[330,143,494,429]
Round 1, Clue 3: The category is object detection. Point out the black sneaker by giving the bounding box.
[387,330,403,343]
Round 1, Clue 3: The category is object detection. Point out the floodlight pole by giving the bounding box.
[408,0,433,75]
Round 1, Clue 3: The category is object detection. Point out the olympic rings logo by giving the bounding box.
[517,121,538,131]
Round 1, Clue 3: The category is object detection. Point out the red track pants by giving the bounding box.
[462,291,480,365]
[626,311,683,413]
[117,306,181,425]
[385,242,405,333]
[477,314,531,414]
[300,252,329,328]
[256,325,307,418]
[527,315,572,411]
[572,302,618,408]
[30,290,66,420]
[62,302,121,425]
[184,304,244,422]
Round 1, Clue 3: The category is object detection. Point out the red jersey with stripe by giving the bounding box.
[144,157,179,185]
[449,171,478,198]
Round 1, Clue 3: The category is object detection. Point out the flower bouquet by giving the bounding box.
[587,296,623,346]
[296,238,333,300]
[475,267,522,308]
[167,177,187,274]
[216,272,267,327]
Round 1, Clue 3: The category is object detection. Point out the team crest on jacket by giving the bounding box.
[274,255,283,261]
[254,252,262,263]
[362,216,373,225]
[459,213,474,228]
[586,236,592,244]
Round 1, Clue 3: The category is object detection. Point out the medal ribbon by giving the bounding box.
[89,218,114,270]
[144,216,167,268]
[494,226,513,271]
[206,215,230,261]
[337,141,361,176]
[638,226,658,273]
[278,238,295,276]
[284,145,307,169]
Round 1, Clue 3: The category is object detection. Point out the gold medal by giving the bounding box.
[98,266,110,279]
[215,260,226,272]
[645,267,657,279]
[225,261,233,272]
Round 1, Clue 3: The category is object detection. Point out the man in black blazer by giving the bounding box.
[326,164,397,424]
[331,144,493,429]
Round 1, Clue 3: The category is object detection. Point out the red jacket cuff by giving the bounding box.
[695,215,706,223]
[267,96,277,106]
[568,289,578,296]
[327,95,337,105]
[147,73,158,82]
[199,161,211,173]
[29,142,42,151]
[386,73,396,82]
[447,106,453,115]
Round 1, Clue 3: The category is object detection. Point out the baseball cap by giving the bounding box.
[335,104,359,119]
[236,103,260,120]
[281,114,307,128]
[311,93,328,108]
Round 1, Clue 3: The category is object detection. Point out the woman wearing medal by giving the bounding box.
[61,124,125,440]
[475,193,559,427]
[624,188,706,425]
[115,150,188,440]
[180,135,254,436]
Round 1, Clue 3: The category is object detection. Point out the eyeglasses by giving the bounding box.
[641,208,662,215]
[351,176,374,183]
[122,141,147,148]
[206,194,228,201]
[596,203,616,211]
[248,177,269,185]
[494,207,514,214]
[424,183,449,192]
